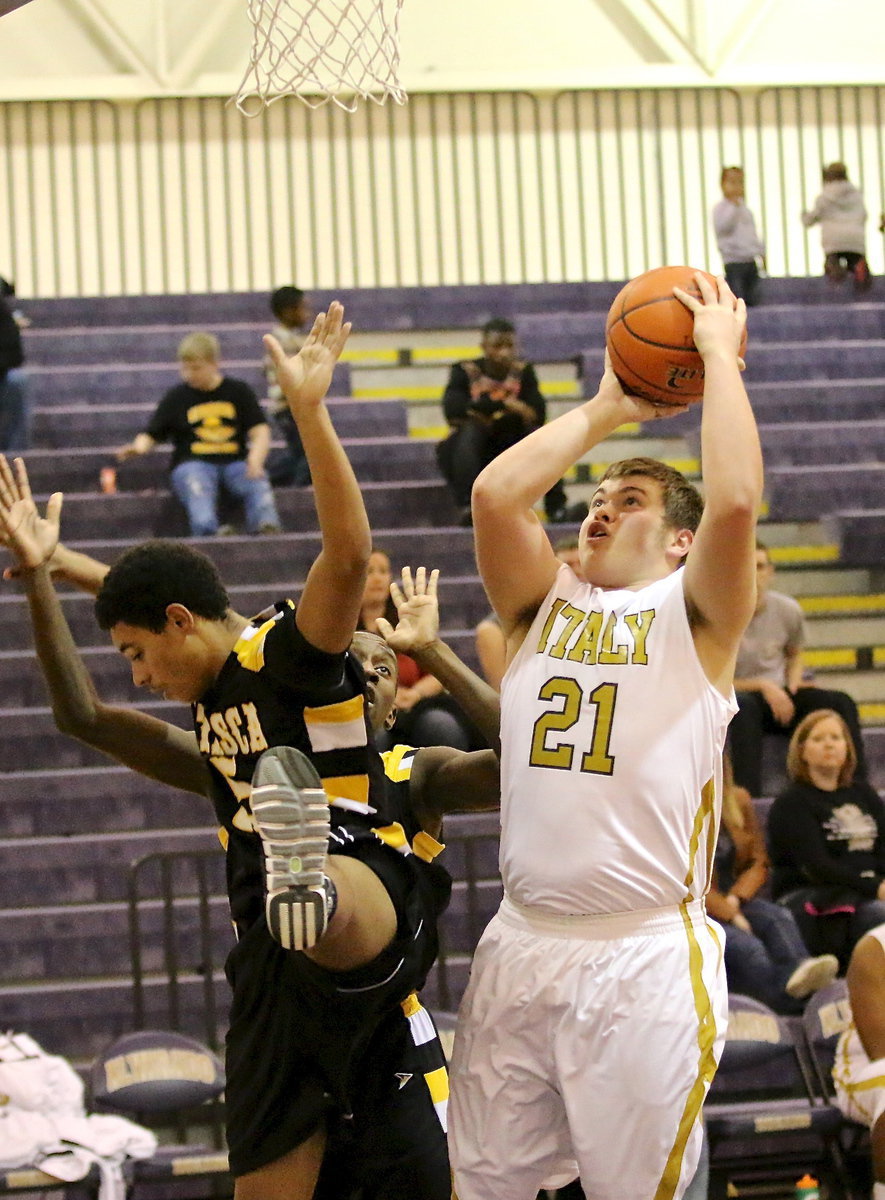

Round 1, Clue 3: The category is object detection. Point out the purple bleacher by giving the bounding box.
[21,277,863,333]
[21,281,623,332]
[824,508,885,568]
[758,275,881,304]
[26,359,351,408]
[0,974,230,1061]
[0,702,191,772]
[744,303,885,341]
[515,311,608,361]
[31,395,407,449]
[53,526,481,583]
[28,478,458,541]
[581,343,885,397]
[0,766,198,837]
[24,323,272,367]
[518,303,885,364]
[0,895,232,986]
[684,419,885,467]
[20,433,432,491]
[0,826,219,908]
[604,378,885,442]
[765,463,885,521]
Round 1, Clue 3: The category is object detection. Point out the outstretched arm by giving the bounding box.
[377,566,501,838]
[677,275,763,695]
[0,457,208,796]
[264,302,370,654]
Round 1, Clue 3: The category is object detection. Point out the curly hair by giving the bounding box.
[95,541,229,633]
[270,286,305,319]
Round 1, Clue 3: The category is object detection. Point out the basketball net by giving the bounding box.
[234,0,407,114]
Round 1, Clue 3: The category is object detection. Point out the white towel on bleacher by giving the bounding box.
[0,1031,157,1200]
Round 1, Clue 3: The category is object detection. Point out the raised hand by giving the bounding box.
[0,456,63,573]
[376,567,440,654]
[263,300,351,414]
[673,272,746,364]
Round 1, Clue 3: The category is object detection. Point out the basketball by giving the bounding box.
[605,265,747,406]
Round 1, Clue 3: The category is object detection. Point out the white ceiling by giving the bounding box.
[0,0,883,102]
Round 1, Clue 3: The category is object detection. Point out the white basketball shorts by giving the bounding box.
[449,896,727,1200]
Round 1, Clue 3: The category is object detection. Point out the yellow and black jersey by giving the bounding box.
[194,599,388,930]
[378,745,453,982]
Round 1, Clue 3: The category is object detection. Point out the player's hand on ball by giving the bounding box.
[601,351,689,422]
[673,273,747,364]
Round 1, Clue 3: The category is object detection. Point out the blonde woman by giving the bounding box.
[769,709,885,970]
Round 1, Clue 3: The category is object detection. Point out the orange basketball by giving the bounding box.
[605,265,747,406]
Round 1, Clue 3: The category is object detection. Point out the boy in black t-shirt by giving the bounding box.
[117,330,281,537]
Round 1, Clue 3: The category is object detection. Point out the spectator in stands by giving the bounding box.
[712,166,766,306]
[802,162,871,291]
[768,708,885,971]
[475,535,585,690]
[435,317,573,527]
[729,540,865,795]
[706,754,838,1013]
[116,331,281,538]
[264,285,312,487]
[359,547,475,750]
[0,277,28,453]
[833,922,885,1200]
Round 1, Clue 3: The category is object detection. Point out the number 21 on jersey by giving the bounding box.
[529,677,618,775]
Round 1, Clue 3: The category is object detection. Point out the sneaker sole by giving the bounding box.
[251,746,332,950]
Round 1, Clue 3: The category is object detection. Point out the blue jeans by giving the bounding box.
[170,459,281,537]
[0,368,30,451]
[722,896,812,1014]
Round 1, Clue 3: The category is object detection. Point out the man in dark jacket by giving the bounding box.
[435,317,571,526]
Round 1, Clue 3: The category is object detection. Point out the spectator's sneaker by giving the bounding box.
[250,746,336,951]
[785,954,839,999]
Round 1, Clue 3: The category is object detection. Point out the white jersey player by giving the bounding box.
[449,273,762,1200]
[833,923,885,1200]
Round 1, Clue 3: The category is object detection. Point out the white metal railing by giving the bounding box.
[1,86,883,297]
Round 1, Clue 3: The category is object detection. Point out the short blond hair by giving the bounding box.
[178,332,220,363]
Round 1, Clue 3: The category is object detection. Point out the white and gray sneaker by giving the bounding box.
[250,746,336,951]
[785,954,840,1000]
